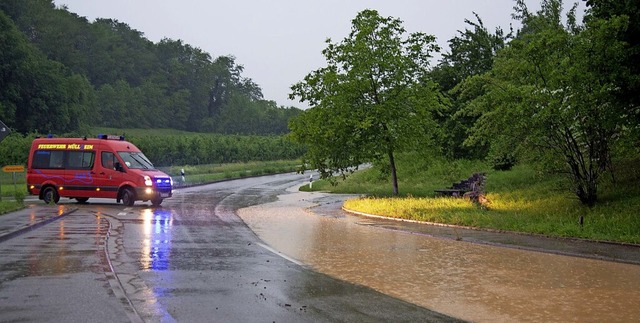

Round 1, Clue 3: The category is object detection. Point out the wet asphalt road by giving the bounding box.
[0,173,460,322]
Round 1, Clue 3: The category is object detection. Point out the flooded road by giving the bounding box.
[238,186,640,322]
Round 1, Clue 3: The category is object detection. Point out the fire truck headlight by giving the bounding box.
[144,175,153,186]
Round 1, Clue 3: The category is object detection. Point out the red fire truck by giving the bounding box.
[26,135,173,206]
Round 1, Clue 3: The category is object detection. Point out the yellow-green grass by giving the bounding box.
[306,155,640,244]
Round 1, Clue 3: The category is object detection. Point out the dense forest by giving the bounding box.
[0,0,301,135]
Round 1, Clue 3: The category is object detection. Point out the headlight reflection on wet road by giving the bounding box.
[141,208,173,271]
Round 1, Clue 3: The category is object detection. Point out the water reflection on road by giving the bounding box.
[238,190,640,322]
[140,208,174,271]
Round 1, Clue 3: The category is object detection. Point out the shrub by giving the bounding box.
[490,153,517,171]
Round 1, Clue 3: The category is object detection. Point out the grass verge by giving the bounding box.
[0,200,23,215]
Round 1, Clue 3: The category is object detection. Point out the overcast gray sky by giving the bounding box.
[52,0,583,109]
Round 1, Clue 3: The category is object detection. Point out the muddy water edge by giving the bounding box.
[237,188,640,322]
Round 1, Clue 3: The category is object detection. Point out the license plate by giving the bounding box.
[160,193,169,198]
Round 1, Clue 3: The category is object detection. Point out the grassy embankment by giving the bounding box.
[301,154,640,244]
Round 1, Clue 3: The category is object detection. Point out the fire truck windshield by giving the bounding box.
[118,152,156,170]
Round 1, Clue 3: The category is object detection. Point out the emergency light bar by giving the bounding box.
[97,134,125,140]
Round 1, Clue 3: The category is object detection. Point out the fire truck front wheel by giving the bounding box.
[120,188,136,206]
[42,186,60,205]
[151,197,163,207]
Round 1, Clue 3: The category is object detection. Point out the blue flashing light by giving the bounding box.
[97,134,125,140]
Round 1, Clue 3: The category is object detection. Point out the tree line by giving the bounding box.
[289,0,640,206]
[0,0,301,135]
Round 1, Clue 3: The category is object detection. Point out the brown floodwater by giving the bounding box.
[237,190,640,322]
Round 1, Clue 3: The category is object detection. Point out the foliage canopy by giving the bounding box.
[289,10,443,195]
[461,0,630,206]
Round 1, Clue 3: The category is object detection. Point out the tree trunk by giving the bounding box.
[560,126,601,207]
[388,149,399,196]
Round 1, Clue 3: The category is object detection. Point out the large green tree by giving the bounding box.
[289,9,442,195]
[462,0,628,206]
[431,13,512,159]
[585,0,640,105]
[584,0,640,145]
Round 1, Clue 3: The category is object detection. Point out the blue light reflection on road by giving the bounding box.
[141,208,173,271]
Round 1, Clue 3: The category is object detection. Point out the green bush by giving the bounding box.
[489,153,517,171]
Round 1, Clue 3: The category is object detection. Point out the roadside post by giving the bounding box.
[309,174,313,189]
[181,168,185,182]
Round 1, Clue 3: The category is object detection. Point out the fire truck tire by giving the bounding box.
[121,188,135,206]
[75,197,89,203]
[151,197,163,207]
[43,187,60,205]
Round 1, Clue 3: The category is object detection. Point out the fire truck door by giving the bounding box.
[95,151,122,198]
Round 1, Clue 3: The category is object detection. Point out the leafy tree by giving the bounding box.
[431,13,513,159]
[435,13,513,92]
[0,9,92,134]
[0,132,34,166]
[584,0,640,145]
[585,0,640,103]
[289,9,442,195]
[88,18,158,87]
[462,0,628,206]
